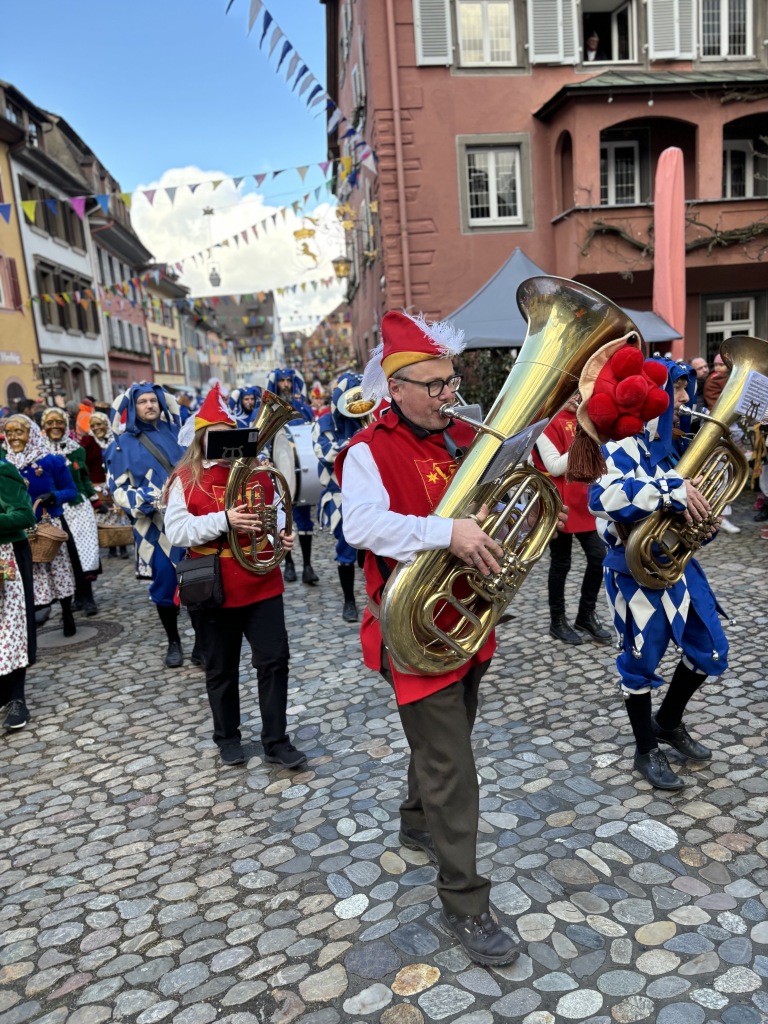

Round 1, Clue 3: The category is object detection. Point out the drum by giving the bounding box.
[272,424,322,508]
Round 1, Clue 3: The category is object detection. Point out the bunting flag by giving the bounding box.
[0,204,11,224]
[69,196,87,220]
[95,195,110,215]
[21,200,38,223]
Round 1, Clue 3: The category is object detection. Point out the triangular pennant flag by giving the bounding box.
[269,25,283,57]
[254,173,267,188]
[340,156,353,180]
[247,0,263,33]
[69,196,87,220]
[276,40,293,73]
[189,183,200,194]
[299,74,315,98]
[292,201,301,214]
[143,190,157,205]
[43,198,57,216]
[259,10,273,48]
[314,186,321,200]
[121,192,132,209]
[328,109,343,133]
[165,186,177,205]
[296,165,308,182]
[21,200,38,223]
[175,262,183,273]
[307,84,323,106]
[286,51,300,82]
[251,225,259,238]
[319,161,330,176]
[271,213,277,225]
[232,176,244,189]
[272,169,283,180]
[0,204,10,224]
[309,91,326,109]
[292,64,309,92]
[95,194,110,215]
[280,208,287,221]
[241,230,249,243]
[261,219,267,231]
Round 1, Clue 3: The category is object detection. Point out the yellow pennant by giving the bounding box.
[340,156,352,180]
[121,192,132,209]
[21,200,37,223]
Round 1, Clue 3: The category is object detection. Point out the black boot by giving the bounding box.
[549,614,583,644]
[633,747,685,790]
[299,534,319,585]
[157,605,182,668]
[440,910,519,967]
[575,607,612,642]
[283,552,297,582]
[338,564,357,621]
[80,578,98,617]
[61,597,76,637]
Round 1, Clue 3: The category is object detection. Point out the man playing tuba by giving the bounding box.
[337,311,520,967]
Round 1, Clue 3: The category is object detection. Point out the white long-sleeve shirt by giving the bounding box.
[341,442,453,563]
[534,434,569,478]
[164,469,286,549]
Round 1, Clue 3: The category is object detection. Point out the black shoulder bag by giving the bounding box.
[175,539,225,610]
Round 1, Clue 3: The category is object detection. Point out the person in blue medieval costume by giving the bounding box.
[266,366,318,584]
[228,385,262,427]
[105,383,189,668]
[312,371,373,622]
[570,336,728,791]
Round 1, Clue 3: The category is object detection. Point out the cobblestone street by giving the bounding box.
[1,492,767,1024]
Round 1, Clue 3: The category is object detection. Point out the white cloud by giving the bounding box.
[130,166,346,330]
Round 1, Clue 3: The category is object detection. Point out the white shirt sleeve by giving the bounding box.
[341,442,453,563]
[535,435,569,478]
[164,478,229,548]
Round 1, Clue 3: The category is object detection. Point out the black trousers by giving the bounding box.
[381,652,492,918]
[191,595,289,752]
[14,539,36,667]
[548,529,605,619]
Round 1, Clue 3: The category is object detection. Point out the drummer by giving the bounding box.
[267,367,318,585]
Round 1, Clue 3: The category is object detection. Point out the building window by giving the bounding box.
[705,296,754,362]
[0,256,23,309]
[458,1,516,66]
[466,146,522,225]
[722,141,767,198]
[581,1,636,62]
[5,97,23,125]
[701,0,752,57]
[600,141,640,205]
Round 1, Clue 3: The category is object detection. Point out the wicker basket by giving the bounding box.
[97,523,134,548]
[28,504,69,564]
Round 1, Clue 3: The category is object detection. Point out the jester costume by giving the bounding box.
[266,367,317,583]
[228,385,262,427]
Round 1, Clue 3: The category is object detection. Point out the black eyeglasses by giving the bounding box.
[392,374,462,398]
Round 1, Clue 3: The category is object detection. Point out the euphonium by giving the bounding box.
[624,335,768,589]
[379,276,640,675]
[337,385,382,429]
[224,389,295,574]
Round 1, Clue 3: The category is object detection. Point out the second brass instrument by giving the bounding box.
[379,276,641,676]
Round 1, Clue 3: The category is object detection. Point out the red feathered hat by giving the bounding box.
[194,382,236,431]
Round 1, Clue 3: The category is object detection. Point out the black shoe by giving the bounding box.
[302,564,319,585]
[264,743,307,769]
[83,599,98,617]
[165,641,183,668]
[342,600,358,622]
[754,507,768,521]
[35,606,51,626]
[4,700,30,731]
[190,650,204,668]
[399,826,438,865]
[72,598,84,612]
[575,610,612,642]
[283,557,297,583]
[62,613,76,638]
[440,909,519,967]
[549,615,583,645]
[652,715,712,761]
[220,743,246,766]
[108,549,118,559]
[633,747,685,790]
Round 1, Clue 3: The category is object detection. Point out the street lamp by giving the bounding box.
[209,265,221,288]
[332,254,352,280]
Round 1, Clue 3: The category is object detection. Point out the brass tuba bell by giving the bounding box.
[379,276,640,675]
[224,389,295,574]
[624,335,768,588]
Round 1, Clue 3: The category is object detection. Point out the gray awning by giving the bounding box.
[447,248,681,350]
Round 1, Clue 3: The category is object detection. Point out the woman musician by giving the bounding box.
[163,384,307,769]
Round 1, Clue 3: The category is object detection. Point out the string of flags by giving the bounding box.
[0,171,345,227]
[225,0,375,186]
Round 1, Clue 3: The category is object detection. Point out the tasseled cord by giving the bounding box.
[566,424,607,484]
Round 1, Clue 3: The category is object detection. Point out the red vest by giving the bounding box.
[182,463,284,608]
[336,409,496,705]
[532,409,596,534]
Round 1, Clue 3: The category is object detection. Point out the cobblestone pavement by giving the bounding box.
[1,493,767,1024]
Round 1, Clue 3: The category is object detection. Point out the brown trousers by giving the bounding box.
[381,651,492,917]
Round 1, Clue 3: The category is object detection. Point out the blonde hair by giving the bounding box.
[164,426,212,502]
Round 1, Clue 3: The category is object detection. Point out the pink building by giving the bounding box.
[324,0,768,364]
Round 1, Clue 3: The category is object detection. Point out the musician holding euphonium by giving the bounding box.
[163,385,306,770]
[337,312,522,967]
[572,340,728,791]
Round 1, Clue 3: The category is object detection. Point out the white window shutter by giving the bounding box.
[648,0,680,60]
[677,0,695,58]
[413,0,453,65]
[528,0,577,64]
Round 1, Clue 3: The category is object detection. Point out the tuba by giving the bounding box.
[224,390,295,574]
[379,276,640,675]
[337,385,382,429]
[624,335,768,589]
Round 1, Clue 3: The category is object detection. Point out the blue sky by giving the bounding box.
[2,0,331,193]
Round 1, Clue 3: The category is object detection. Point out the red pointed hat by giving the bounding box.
[195,382,236,431]
[362,311,466,401]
